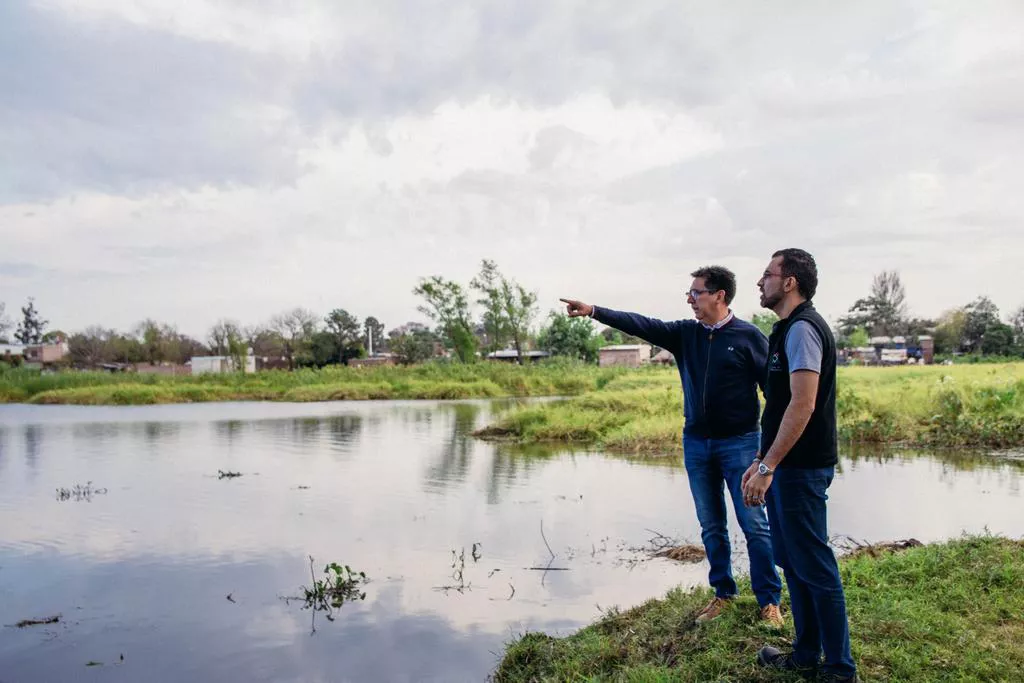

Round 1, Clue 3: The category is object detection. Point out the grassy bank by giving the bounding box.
[0,361,619,405]
[476,363,1024,449]
[495,535,1024,682]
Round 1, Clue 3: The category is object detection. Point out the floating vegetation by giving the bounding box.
[284,556,368,629]
[15,615,60,628]
[55,483,107,502]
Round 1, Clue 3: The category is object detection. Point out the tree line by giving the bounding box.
[0,260,608,369]
[3,265,1021,370]
[835,271,1024,356]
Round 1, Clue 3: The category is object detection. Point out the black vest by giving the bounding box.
[760,301,838,469]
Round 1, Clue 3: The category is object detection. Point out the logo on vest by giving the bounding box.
[769,351,783,371]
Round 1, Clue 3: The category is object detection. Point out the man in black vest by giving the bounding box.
[741,248,857,682]
[561,265,784,628]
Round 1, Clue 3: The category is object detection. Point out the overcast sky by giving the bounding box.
[2,0,1023,339]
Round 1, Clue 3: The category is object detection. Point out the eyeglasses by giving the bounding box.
[686,288,715,299]
[761,271,785,280]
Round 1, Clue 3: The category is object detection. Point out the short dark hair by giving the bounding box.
[690,265,737,304]
[772,248,818,300]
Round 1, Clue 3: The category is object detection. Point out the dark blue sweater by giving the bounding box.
[592,307,768,439]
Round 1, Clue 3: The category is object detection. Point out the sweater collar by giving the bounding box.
[701,310,734,331]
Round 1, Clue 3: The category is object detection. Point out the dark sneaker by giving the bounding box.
[816,673,859,683]
[756,646,818,676]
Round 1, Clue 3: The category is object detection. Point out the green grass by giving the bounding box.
[478,363,1024,450]
[494,536,1024,682]
[7,362,1024,448]
[0,360,622,405]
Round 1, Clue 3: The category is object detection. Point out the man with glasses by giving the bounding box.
[743,248,858,682]
[561,266,784,628]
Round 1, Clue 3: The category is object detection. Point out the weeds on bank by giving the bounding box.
[494,535,1024,682]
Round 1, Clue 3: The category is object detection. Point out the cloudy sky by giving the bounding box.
[2,0,1023,339]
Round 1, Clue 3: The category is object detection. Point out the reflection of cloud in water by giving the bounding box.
[0,552,540,683]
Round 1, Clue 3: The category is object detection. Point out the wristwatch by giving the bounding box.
[757,461,774,476]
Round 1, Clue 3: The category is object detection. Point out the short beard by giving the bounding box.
[760,291,783,310]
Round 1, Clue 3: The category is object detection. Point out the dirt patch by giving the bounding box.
[652,544,707,564]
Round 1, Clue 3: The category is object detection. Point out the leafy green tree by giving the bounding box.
[933,308,967,354]
[389,329,436,365]
[471,260,538,364]
[413,276,477,362]
[499,276,537,364]
[269,308,319,370]
[14,298,47,344]
[962,296,1001,352]
[537,311,602,363]
[847,326,870,349]
[471,259,509,353]
[751,312,779,337]
[981,322,1015,356]
[324,308,364,364]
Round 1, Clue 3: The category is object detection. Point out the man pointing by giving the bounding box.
[562,265,783,627]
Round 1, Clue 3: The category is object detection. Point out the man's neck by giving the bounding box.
[703,308,732,327]
[773,296,807,320]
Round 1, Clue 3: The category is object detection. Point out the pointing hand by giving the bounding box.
[559,298,593,318]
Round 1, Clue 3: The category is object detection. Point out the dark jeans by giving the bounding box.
[683,431,782,607]
[766,466,856,678]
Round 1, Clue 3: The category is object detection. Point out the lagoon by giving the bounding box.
[1,400,1021,682]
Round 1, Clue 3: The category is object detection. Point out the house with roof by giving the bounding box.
[598,344,652,368]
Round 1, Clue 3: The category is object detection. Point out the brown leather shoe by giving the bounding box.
[695,596,733,624]
[759,603,784,629]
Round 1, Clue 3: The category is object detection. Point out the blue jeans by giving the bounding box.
[683,431,782,607]
[766,466,856,678]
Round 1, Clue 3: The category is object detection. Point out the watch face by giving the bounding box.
[758,462,769,475]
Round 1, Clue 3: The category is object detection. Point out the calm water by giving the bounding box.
[1,400,1022,682]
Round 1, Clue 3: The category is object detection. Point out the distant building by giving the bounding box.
[486,349,551,363]
[22,341,69,369]
[651,348,675,366]
[598,344,652,368]
[190,355,256,375]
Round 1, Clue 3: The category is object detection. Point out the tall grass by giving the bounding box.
[478,363,1024,450]
[0,360,626,405]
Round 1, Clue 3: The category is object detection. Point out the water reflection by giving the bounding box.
[423,403,481,490]
[844,442,1024,473]
[23,424,42,475]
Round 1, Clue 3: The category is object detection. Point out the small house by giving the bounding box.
[190,354,256,375]
[598,344,652,368]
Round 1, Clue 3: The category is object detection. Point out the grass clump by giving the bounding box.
[495,536,1024,682]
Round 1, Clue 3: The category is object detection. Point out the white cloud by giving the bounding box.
[2,0,1023,336]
